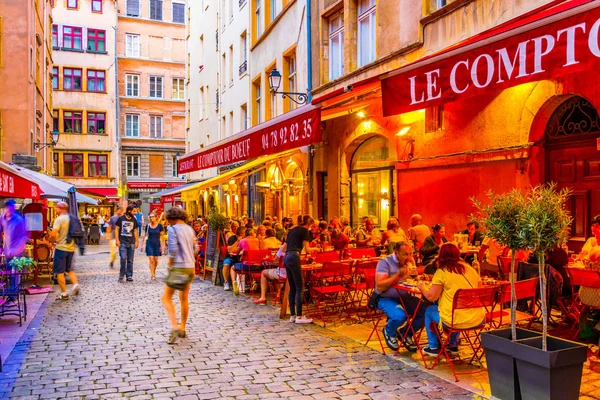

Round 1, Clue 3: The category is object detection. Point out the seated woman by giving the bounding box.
[381,219,407,254]
[417,243,484,356]
[312,232,331,251]
[575,215,600,309]
[339,216,352,238]
[330,228,350,254]
[459,221,485,264]
[421,224,448,274]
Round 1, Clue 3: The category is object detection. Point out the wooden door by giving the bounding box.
[547,137,600,252]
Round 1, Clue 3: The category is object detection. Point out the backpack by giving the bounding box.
[66,214,86,255]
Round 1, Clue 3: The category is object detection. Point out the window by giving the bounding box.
[63,68,82,91]
[126,0,140,16]
[150,0,163,21]
[329,11,344,80]
[172,78,184,99]
[255,0,262,37]
[63,26,83,50]
[358,0,376,67]
[88,154,108,177]
[52,25,59,48]
[87,29,105,52]
[126,155,140,177]
[199,87,205,119]
[64,154,83,176]
[52,67,59,90]
[87,70,106,92]
[125,114,140,137]
[253,80,261,125]
[149,76,163,98]
[63,111,82,133]
[125,34,140,57]
[172,155,178,177]
[87,112,106,134]
[91,0,102,12]
[149,116,163,138]
[286,53,297,111]
[270,0,276,22]
[125,74,140,96]
[173,2,185,23]
[52,110,59,132]
[67,0,78,9]
[425,105,443,132]
[52,153,59,176]
[221,116,226,139]
[229,111,233,136]
[221,53,226,88]
[229,45,233,84]
[436,0,447,9]
[241,103,247,130]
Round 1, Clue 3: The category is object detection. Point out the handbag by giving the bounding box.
[367,291,382,310]
[165,226,192,291]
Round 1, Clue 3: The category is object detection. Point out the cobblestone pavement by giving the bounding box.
[0,249,478,399]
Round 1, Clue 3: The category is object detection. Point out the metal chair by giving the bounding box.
[88,224,101,245]
[309,260,353,326]
[487,278,539,329]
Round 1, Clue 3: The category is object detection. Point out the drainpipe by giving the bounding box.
[42,0,48,172]
[113,24,122,202]
[306,0,314,211]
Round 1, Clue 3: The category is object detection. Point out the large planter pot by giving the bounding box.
[481,328,542,400]
[514,336,587,400]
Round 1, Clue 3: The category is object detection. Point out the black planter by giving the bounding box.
[514,336,587,400]
[481,328,542,400]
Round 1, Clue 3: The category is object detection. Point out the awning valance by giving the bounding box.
[178,105,320,174]
[78,187,118,198]
[0,162,40,199]
[145,180,204,200]
[381,0,598,116]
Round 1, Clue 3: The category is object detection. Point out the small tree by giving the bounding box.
[206,206,228,232]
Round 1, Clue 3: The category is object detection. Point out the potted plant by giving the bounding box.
[206,207,228,285]
[98,128,105,134]
[474,184,587,400]
[7,257,37,290]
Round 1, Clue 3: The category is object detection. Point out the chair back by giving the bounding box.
[241,249,273,264]
[36,243,52,262]
[315,251,339,264]
[567,267,600,288]
[347,247,376,259]
[497,256,512,275]
[451,286,499,328]
[498,277,539,304]
[353,260,378,289]
[319,260,353,278]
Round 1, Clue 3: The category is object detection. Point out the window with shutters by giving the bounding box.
[173,2,185,23]
[125,34,140,57]
[150,0,163,21]
[126,0,140,17]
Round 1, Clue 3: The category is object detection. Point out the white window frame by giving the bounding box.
[255,83,261,125]
[126,155,140,177]
[125,74,140,97]
[125,34,140,57]
[329,11,344,80]
[149,115,163,138]
[357,0,376,67]
[149,0,163,21]
[172,1,186,23]
[241,104,248,130]
[255,0,262,36]
[149,75,163,98]
[126,0,141,17]
[288,54,297,110]
[172,155,178,177]
[172,78,184,99]
[125,114,140,137]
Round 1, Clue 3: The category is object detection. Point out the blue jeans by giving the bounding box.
[119,243,135,278]
[424,305,460,349]
[378,293,426,338]
[284,253,303,317]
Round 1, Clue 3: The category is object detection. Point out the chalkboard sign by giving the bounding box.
[205,227,222,285]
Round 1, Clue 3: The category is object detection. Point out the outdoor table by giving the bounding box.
[279,263,323,319]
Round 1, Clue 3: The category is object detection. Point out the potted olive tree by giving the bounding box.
[474,184,587,400]
[206,207,228,285]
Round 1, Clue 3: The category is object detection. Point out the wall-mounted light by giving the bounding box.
[268,68,308,105]
[34,130,60,151]
[397,126,415,160]
[356,111,366,118]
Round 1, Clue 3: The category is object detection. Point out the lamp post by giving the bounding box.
[34,130,60,151]
[268,68,308,106]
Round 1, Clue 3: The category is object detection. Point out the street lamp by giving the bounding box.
[268,68,308,106]
[34,130,60,151]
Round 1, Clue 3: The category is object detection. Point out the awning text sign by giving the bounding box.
[178,106,321,173]
[0,169,40,199]
[382,4,600,116]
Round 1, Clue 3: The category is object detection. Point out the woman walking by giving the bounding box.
[283,215,318,324]
[142,212,165,280]
[161,208,197,344]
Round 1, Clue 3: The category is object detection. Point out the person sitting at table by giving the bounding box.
[256,224,267,243]
[309,222,320,242]
[460,221,485,264]
[340,216,352,238]
[274,222,286,241]
[231,228,260,295]
[253,245,286,305]
[421,224,448,274]
[222,226,245,292]
[408,214,431,251]
[356,218,382,247]
[381,219,407,254]
[375,241,425,352]
[312,232,331,251]
[260,228,281,250]
[418,243,484,356]
[330,228,350,252]
[580,215,600,265]
[329,217,341,231]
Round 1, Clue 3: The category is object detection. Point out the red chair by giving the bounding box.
[565,268,600,339]
[497,256,516,281]
[309,260,353,326]
[196,240,206,278]
[428,286,499,382]
[347,247,376,259]
[314,251,339,264]
[239,250,272,295]
[348,259,378,320]
[487,278,539,329]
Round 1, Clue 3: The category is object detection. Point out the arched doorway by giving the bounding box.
[350,135,395,229]
[544,95,600,251]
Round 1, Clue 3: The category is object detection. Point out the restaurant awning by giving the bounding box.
[380,0,598,116]
[9,164,98,204]
[145,180,204,200]
[0,162,40,200]
[179,149,300,202]
[178,105,321,174]
[78,187,119,198]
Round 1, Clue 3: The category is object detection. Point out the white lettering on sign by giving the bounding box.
[496,40,529,83]
[261,118,313,151]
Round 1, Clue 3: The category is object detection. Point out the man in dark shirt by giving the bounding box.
[115,205,139,282]
[222,226,245,291]
[106,207,124,269]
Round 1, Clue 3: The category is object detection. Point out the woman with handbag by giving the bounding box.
[142,212,165,280]
[161,208,197,344]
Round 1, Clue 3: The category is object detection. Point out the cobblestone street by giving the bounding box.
[0,248,477,399]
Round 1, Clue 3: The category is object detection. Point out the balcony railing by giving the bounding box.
[215,30,219,51]
[239,0,246,8]
[239,60,247,76]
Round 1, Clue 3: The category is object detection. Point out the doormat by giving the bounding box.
[24,287,53,295]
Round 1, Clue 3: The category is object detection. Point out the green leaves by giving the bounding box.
[207,207,229,232]
[7,257,37,272]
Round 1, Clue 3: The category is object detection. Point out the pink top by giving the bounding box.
[239,237,259,252]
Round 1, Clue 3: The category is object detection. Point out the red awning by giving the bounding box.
[381,0,598,116]
[178,105,321,174]
[127,182,187,189]
[0,162,40,200]
[78,187,118,197]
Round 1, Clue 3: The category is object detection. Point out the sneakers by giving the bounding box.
[232,281,240,295]
[289,316,296,323]
[447,346,459,355]
[56,293,69,301]
[224,282,232,291]
[402,335,417,353]
[382,328,399,351]
[126,277,133,282]
[423,346,440,357]
[71,284,80,296]
[118,276,125,283]
[295,316,313,324]
[252,298,267,305]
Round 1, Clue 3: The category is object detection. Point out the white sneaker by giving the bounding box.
[289,316,296,323]
[71,284,80,296]
[295,316,313,324]
[224,282,231,291]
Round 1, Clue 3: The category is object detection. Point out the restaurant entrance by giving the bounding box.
[544,95,600,252]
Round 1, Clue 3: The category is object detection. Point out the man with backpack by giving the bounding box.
[115,204,139,282]
[49,202,80,301]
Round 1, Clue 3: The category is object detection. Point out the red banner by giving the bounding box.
[381,2,600,116]
[161,195,175,203]
[0,168,40,199]
[178,105,321,173]
[127,182,186,189]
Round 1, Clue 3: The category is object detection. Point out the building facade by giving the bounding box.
[50,0,119,213]
[0,0,53,171]
[116,0,186,213]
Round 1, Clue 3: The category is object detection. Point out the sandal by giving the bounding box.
[167,329,181,344]
[151,276,156,280]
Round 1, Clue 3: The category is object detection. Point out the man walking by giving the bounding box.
[106,207,124,269]
[115,205,139,282]
[49,202,80,301]
[0,199,29,264]
[134,205,144,237]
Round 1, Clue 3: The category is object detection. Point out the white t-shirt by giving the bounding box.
[53,214,75,253]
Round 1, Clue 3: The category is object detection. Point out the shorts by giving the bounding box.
[233,263,262,272]
[146,242,161,257]
[165,267,195,290]
[53,249,74,274]
[223,257,235,266]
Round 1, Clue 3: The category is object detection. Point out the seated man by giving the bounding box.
[375,241,427,352]
[231,228,260,295]
[222,226,245,291]
[260,228,281,250]
[356,218,382,247]
[252,246,286,305]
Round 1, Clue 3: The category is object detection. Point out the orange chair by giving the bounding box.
[497,256,514,281]
[309,260,353,326]
[565,268,600,339]
[428,286,500,382]
[487,278,539,329]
